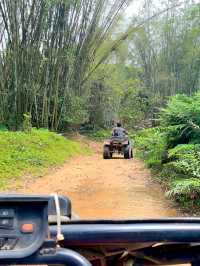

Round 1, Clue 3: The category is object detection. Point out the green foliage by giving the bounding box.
[84,129,111,141]
[63,96,88,128]
[160,94,193,126]
[0,0,127,131]
[135,92,200,211]
[0,124,8,132]
[159,92,200,146]
[119,88,150,129]
[0,129,89,189]
[166,144,200,179]
[126,2,200,124]
[87,62,149,129]
[167,178,200,208]
[135,127,167,168]
[88,64,132,128]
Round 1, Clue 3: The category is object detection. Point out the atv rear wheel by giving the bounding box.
[103,146,111,159]
[124,146,132,159]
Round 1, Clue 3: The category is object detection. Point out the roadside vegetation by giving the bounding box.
[0,128,89,189]
[135,93,200,212]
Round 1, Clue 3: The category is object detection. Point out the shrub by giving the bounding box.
[165,144,200,179]
[135,127,167,169]
[159,94,193,126]
[160,92,200,145]
[167,178,200,208]
[135,91,200,211]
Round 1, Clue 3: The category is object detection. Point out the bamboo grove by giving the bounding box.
[0,0,128,130]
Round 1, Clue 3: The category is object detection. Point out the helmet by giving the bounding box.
[117,122,122,127]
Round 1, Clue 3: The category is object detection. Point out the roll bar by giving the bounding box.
[50,219,200,245]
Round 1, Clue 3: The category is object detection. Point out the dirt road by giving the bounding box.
[17,140,178,219]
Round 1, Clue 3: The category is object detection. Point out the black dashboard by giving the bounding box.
[0,195,49,259]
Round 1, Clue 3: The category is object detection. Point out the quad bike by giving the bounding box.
[1,193,200,266]
[103,136,133,159]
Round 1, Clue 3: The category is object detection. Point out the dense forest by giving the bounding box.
[0,0,199,131]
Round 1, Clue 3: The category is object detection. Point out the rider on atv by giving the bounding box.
[103,122,131,159]
[112,122,128,137]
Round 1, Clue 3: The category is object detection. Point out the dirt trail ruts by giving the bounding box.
[16,140,178,219]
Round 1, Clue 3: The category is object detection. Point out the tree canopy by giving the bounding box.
[0,0,199,130]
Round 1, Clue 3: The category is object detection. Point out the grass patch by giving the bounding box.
[0,129,90,189]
